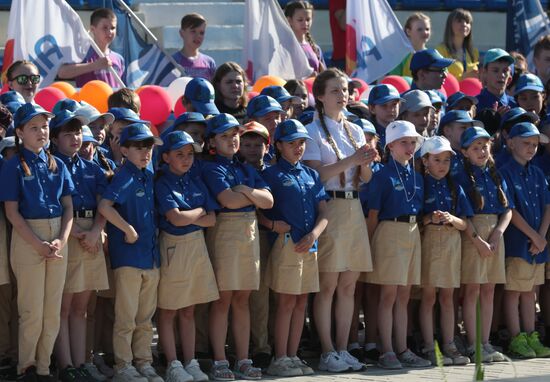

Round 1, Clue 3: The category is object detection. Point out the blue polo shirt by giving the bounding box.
[202,155,270,213]
[494,147,513,169]
[423,175,473,217]
[102,161,159,269]
[454,164,513,214]
[533,151,550,186]
[0,148,74,219]
[450,151,465,179]
[359,162,384,216]
[261,158,329,248]
[155,166,219,236]
[476,88,516,112]
[56,153,107,211]
[370,119,387,152]
[367,158,423,220]
[500,159,550,263]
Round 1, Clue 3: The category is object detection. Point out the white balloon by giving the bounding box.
[167,77,193,109]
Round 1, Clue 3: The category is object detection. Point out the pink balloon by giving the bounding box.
[247,91,259,101]
[34,87,66,112]
[304,77,315,94]
[138,85,172,126]
[442,72,460,97]
[438,86,447,98]
[351,78,368,101]
[459,78,483,97]
[379,75,410,94]
[174,95,187,118]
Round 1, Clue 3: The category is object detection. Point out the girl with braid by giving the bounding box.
[285,1,326,74]
[303,68,376,372]
[0,103,74,381]
[455,126,512,363]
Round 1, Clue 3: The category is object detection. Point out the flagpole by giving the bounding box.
[114,0,186,77]
[87,35,126,88]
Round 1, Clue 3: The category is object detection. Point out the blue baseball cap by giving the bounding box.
[483,48,515,67]
[206,113,241,137]
[508,122,550,143]
[247,95,284,118]
[298,110,314,125]
[461,126,491,148]
[162,131,202,153]
[5,101,23,115]
[0,90,25,105]
[109,107,150,125]
[13,103,54,129]
[368,84,403,105]
[274,119,311,142]
[514,73,544,96]
[447,91,478,109]
[438,110,484,134]
[82,126,99,145]
[500,107,538,129]
[173,112,207,127]
[355,118,377,136]
[52,99,80,115]
[410,49,454,72]
[260,86,298,104]
[184,77,219,116]
[424,90,443,106]
[50,109,89,132]
[119,123,163,146]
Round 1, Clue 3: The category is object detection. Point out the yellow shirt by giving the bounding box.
[436,43,479,80]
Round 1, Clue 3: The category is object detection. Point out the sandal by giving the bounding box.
[234,359,262,380]
[210,360,235,381]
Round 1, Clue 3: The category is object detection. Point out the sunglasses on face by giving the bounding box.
[11,74,41,85]
[425,67,448,75]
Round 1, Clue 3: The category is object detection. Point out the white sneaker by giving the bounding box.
[136,363,164,382]
[165,361,193,382]
[93,354,114,378]
[266,357,302,377]
[113,365,148,382]
[289,356,314,376]
[184,359,208,381]
[338,350,365,371]
[82,363,108,381]
[318,351,351,373]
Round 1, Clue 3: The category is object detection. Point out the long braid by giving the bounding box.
[464,159,484,211]
[96,148,114,180]
[316,104,346,187]
[445,172,458,215]
[305,32,325,72]
[14,136,31,177]
[343,120,363,189]
[45,147,58,173]
[486,157,509,208]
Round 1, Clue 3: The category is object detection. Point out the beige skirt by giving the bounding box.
[65,218,109,293]
[421,225,462,288]
[265,233,320,295]
[366,221,421,286]
[206,212,260,291]
[0,208,10,286]
[158,230,219,309]
[461,214,505,284]
[317,198,372,273]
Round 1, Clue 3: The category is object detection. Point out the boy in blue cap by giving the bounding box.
[514,73,546,118]
[368,84,403,151]
[98,124,163,382]
[105,108,150,165]
[247,95,285,164]
[260,86,299,121]
[476,48,516,112]
[182,78,219,117]
[447,91,478,117]
[409,49,453,103]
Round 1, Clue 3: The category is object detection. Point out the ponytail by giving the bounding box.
[96,148,115,180]
[14,136,31,177]
[305,32,325,72]
[316,104,346,187]
[464,159,484,211]
[45,148,58,174]
[487,157,509,208]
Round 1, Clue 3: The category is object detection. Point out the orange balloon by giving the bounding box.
[50,81,77,98]
[252,75,286,93]
[79,80,113,113]
[70,91,81,102]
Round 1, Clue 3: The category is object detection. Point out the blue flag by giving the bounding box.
[506,0,550,60]
[105,0,181,88]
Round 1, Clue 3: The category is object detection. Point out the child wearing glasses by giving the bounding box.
[5,61,41,103]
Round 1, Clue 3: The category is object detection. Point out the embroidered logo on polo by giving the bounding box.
[283,179,294,187]
[84,175,95,179]
[425,197,435,204]
[391,178,404,191]
[23,175,35,181]
[136,189,145,197]
[192,192,203,198]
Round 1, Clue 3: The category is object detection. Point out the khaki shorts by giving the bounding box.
[0,209,10,286]
[366,221,421,286]
[421,225,462,288]
[505,257,545,292]
[265,233,319,295]
[158,230,219,310]
[317,198,372,273]
[65,218,109,293]
[461,214,505,284]
[206,212,260,291]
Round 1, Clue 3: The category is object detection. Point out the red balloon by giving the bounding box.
[304,77,315,94]
[351,78,368,101]
[438,86,447,98]
[459,78,483,97]
[247,91,259,101]
[1,83,10,94]
[138,85,172,126]
[150,124,159,137]
[174,95,187,118]
[379,75,410,94]
[442,72,460,97]
[34,87,66,112]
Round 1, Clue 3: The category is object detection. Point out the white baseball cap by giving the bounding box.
[420,136,456,157]
[385,120,424,152]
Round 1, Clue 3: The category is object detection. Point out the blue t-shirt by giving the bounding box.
[359,162,384,216]
[423,174,473,217]
[450,151,465,179]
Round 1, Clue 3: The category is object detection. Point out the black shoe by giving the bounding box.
[251,352,272,370]
[36,374,56,382]
[349,347,364,361]
[0,358,17,381]
[364,348,380,364]
[17,366,37,382]
[59,366,87,382]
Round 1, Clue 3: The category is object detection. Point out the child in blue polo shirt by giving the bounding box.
[105,108,150,166]
[262,119,329,377]
[514,73,546,118]
[455,126,512,363]
[155,131,219,382]
[182,77,220,117]
[0,103,75,381]
[247,95,285,164]
[260,86,300,121]
[368,84,403,152]
[201,113,273,381]
[499,122,550,359]
[418,136,472,366]
[447,91,478,117]
[366,120,429,369]
[97,124,164,382]
[49,110,110,381]
[476,48,516,113]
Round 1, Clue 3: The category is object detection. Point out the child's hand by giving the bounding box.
[70,225,85,239]
[80,230,102,254]
[273,220,291,234]
[497,105,511,116]
[294,232,317,253]
[431,211,442,224]
[124,226,139,244]
[487,229,503,254]
[475,238,494,258]
[36,241,55,259]
[530,233,547,254]
[47,240,65,259]
[351,146,373,166]
[94,56,112,71]
[438,211,455,225]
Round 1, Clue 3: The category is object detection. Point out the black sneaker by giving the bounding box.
[251,352,272,370]
[349,347,364,361]
[59,366,87,382]
[17,366,37,382]
[364,348,380,364]
[36,374,56,382]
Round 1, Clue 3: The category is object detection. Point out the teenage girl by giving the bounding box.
[212,62,249,124]
[302,68,376,372]
[5,60,41,103]
[285,1,326,74]
[0,103,74,380]
[201,113,273,380]
[390,13,431,77]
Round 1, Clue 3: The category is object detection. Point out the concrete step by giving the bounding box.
[138,2,245,28]
[151,24,243,50]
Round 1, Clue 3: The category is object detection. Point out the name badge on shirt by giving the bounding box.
[23,175,35,181]
[136,189,145,197]
[192,192,203,198]
[84,175,95,179]
[283,179,294,187]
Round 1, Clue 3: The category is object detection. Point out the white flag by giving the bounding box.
[244,0,313,82]
[346,0,413,83]
[3,0,92,87]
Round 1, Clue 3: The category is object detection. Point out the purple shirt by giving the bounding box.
[172,51,217,80]
[75,48,125,88]
[301,43,325,73]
